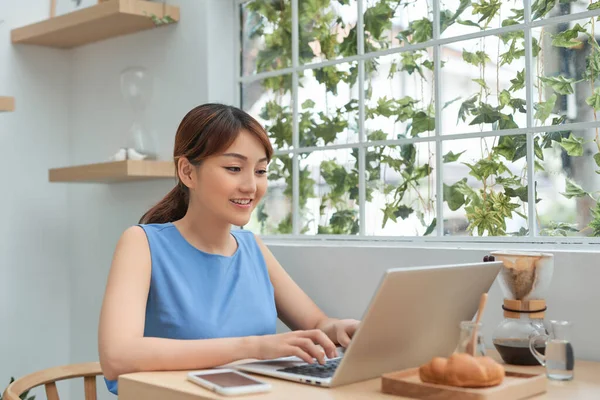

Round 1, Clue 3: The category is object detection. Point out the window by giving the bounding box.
[237,0,600,242]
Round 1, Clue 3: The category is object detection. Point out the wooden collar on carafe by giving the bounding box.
[503,299,546,319]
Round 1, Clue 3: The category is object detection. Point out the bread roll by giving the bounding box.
[419,353,505,388]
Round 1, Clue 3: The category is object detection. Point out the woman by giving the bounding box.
[98,103,360,394]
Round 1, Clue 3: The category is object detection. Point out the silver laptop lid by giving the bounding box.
[330,261,502,387]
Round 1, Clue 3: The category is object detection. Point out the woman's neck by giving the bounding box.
[173,207,236,257]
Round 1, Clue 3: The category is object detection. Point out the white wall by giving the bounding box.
[0,1,71,398]
[64,1,235,398]
[268,242,600,362]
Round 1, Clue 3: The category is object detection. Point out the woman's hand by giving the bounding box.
[250,330,338,365]
[318,318,361,348]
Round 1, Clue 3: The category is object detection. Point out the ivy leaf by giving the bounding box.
[534,94,556,124]
[561,179,588,199]
[410,111,435,136]
[400,52,425,78]
[586,87,600,111]
[423,218,437,236]
[539,75,581,95]
[301,99,316,109]
[540,221,580,237]
[494,135,517,160]
[444,181,467,211]
[589,1,600,10]
[559,133,584,156]
[462,49,491,66]
[505,186,529,202]
[551,23,587,48]
[457,19,482,29]
[584,49,600,81]
[364,1,394,41]
[531,0,556,20]
[594,153,600,168]
[457,95,478,123]
[443,150,465,163]
[469,103,502,125]
[509,98,527,113]
[367,129,388,142]
[472,78,489,92]
[444,96,461,109]
[499,89,511,108]
[472,0,502,26]
[441,0,472,32]
[394,205,414,220]
[498,114,518,130]
[509,69,525,92]
[411,18,433,43]
[589,201,600,236]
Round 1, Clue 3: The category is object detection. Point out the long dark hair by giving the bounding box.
[139,104,273,224]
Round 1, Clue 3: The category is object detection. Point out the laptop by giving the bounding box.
[235,261,502,387]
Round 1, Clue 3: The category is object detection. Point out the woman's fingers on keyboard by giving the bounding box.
[292,337,326,364]
[287,345,315,364]
[303,329,337,359]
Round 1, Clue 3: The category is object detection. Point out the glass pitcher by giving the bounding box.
[529,320,575,381]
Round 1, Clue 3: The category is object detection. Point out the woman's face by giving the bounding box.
[190,129,269,227]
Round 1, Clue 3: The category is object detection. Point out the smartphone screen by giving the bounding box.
[193,372,263,388]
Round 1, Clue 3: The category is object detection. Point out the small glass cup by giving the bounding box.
[529,320,575,381]
[455,321,486,357]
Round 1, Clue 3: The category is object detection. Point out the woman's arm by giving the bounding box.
[98,227,338,381]
[255,236,360,348]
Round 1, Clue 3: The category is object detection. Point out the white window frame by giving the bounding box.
[235,0,600,246]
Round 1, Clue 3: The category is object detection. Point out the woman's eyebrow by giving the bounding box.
[222,153,269,162]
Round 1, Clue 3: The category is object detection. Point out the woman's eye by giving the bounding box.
[225,167,241,172]
[256,169,267,175]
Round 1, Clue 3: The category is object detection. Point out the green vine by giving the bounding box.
[243,0,600,237]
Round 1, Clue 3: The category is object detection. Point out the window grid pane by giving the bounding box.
[239,0,600,241]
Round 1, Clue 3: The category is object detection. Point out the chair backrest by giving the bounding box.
[2,362,103,400]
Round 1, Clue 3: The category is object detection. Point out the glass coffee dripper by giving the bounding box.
[489,251,554,365]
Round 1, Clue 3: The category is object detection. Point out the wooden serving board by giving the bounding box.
[381,368,546,400]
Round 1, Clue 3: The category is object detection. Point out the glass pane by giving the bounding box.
[246,155,293,234]
[363,0,432,51]
[299,149,360,235]
[532,19,599,127]
[299,0,358,65]
[241,0,291,76]
[298,62,359,147]
[242,75,293,151]
[441,33,527,135]
[365,142,437,236]
[365,49,435,141]
[443,135,529,236]
[535,129,600,237]
[440,0,524,38]
[531,0,593,20]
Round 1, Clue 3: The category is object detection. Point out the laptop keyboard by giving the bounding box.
[277,358,341,378]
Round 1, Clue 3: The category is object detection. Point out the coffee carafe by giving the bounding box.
[488,251,554,365]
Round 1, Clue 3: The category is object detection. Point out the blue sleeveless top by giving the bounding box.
[104,223,277,394]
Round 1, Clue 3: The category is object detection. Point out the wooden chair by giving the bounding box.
[2,362,103,400]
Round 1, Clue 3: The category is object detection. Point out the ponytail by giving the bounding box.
[139,183,189,224]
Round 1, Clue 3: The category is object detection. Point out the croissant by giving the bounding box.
[419,353,505,388]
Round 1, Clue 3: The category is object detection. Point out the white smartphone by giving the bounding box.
[187,368,272,396]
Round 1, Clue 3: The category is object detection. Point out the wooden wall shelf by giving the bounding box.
[0,96,15,112]
[49,160,175,183]
[11,0,180,48]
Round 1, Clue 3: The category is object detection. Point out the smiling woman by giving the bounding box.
[98,103,360,395]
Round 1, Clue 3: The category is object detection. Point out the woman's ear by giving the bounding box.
[177,157,197,189]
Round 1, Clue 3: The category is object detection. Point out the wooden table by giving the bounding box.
[118,357,600,400]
